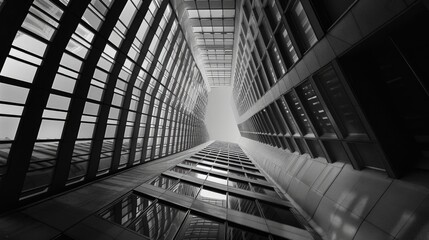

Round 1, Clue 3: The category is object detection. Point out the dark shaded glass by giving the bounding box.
[323,141,350,163]
[306,139,326,158]
[285,91,314,136]
[275,25,298,68]
[289,1,317,52]
[296,81,336,137]
[148,175,178,189]
[100,193,153,227]
[227,225,269,240]
[129,202,186,239]
[259,202,304,229]
[197,188,227,207]
[170,181,200,198]
[176,214,224,240]
[228,195,260,217]
[313,66,368,138]
[264,0,282,30]
[277,98,299,135]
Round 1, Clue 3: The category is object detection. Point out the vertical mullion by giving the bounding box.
[51,0,129,192]
[0,0,91,209]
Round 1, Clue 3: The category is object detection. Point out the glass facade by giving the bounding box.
[0,0,209,205]
[233,0,321,115]
[100,141,317,239]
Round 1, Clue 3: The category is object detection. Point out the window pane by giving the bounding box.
[285,91,314,136]
[197,188,227,207]
[148,175,178,189]
[314,66,368,138]
[228,179,251,191]
[0,83,29,104]
[100,193,153,226]
[0,116,20,141]
[129,202,186,239]
[290,1,317,51]
[177,214,224,240]
[37,120,64,139]
[0,58,37,83]
[188,170,207,180]
[252,184,280,198]
[170,181,200,198]
[296,81,336,137]
[259,202,304,229]
[228,195,260,216]
[227,225,269,240]
[206,174,227,185]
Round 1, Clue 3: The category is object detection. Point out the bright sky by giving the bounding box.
[204,87,241,142]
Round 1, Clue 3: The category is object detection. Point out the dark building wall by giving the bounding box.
[240,137,429,240]
[233,0,429,239]
[235,0,429,177]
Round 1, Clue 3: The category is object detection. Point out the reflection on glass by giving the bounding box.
[252,185,280,198]
[100,193,153,226]
[177,214,224,240]
[169,166,190,174]
[228,195,260,217]
[212,167,228,175]
[206,175,227,185]
[196,164,211,171]
[246,174,266,181]
[148,175,178,189]
[182,160,198,166]
[229,170,245,178]
[129,202,186,239]
[227,225,269,240]
[259,202,303,229]
[197,188,227,207]
[201,160,214,165]
[228,179,251,191]
[244,167,259,173]
[187,170,207,180]
[170,181,200,198]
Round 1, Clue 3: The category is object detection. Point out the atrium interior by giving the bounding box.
[0,0,429,239]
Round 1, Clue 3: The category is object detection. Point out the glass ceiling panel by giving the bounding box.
[174,0,236,86]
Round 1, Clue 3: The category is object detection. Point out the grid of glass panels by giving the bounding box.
[0,0,209,204]
[238,64,389,173]
[233,0,320,115]
[179,0,236,86]
[99,141,318,239]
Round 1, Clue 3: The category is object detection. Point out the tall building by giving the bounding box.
[0,0,428,239]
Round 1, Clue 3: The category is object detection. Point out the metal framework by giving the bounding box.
[0,0,209,211]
